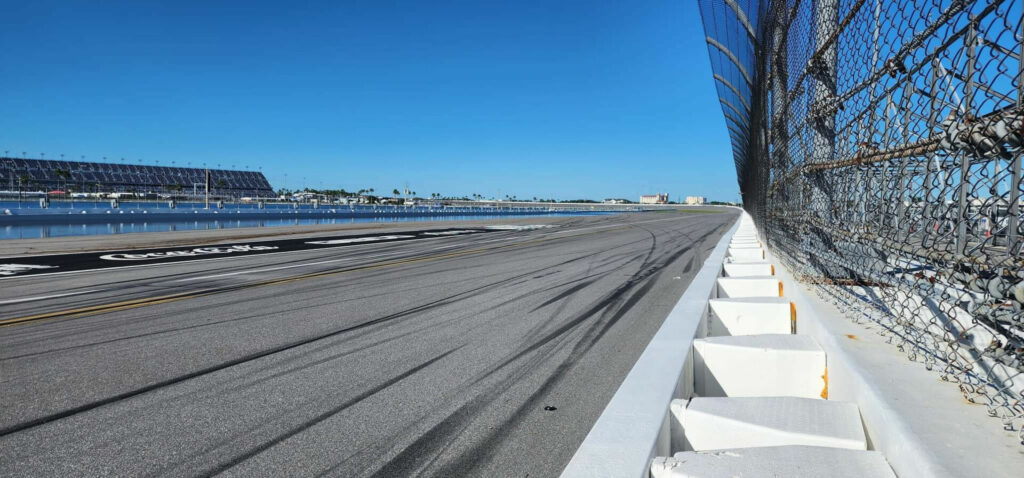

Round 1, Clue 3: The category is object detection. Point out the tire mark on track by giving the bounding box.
[387,217,734,475]
[0,244,626,435]
[361,220,692,476]
[196,348,458,477]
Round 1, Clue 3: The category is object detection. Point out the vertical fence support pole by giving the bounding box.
[899,82,914,239]
[1007,33,1023,253]
[809,0,839,275]
[811,0,839,173]
[876,93,892,232]
[956,16,977,256]
[870,0,885,232]
[922,67,939,243]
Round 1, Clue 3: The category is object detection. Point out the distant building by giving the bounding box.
[291,191,324,201]
[640,193,669,204]
[685,196,707,205]
[603,198,630,204]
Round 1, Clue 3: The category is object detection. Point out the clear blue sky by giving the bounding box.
[0,1,737,202]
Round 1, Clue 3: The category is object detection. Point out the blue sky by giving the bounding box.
[0,1,737,201]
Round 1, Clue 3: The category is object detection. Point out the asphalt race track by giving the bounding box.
[0,210,737,477]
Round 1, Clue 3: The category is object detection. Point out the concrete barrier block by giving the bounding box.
[715,277,781,298]
[670,397,866,451]
[726,248,765,261]
[692,334,826,399]
[651,446,895,478]
[707,297,793,336]
[721,262,773,277]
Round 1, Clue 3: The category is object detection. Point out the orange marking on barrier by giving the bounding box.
[821,367,829,399]
[790,301,797,334]
[778,281,784,297]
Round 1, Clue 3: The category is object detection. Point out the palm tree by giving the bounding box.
[393,188,400,197]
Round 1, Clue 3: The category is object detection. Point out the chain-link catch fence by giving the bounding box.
[698,0,1024,443]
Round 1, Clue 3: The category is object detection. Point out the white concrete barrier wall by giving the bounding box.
[651,446,896,478]
[721,262,773,277]
[727,247,765,261]
[558,214,741,478]
[707,297,793,336]
[715,277,781,298]
[762,247,987,477]
[563,208,957,478]
[692,334,826,399]
[671,397,867,451]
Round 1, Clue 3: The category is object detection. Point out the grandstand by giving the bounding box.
[0,157,275,198]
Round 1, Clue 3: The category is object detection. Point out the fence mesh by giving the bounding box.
[699,0,1024,441]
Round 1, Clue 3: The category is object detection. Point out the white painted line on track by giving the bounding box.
[175,242,470,282]
[0,214,714,282]
[421,230,479,236]
[0,233,471,282]
[305,235,415,245]
[0,289,105,305]
[174,257,370,281]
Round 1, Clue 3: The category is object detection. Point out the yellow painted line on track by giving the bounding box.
[0,291,212,326]
[0,224,637,328]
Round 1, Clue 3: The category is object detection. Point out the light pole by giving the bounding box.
[205,168,210,209]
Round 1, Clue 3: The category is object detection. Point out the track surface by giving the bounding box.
[0,210,736,477]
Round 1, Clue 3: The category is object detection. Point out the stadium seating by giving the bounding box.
[0,157,274,197]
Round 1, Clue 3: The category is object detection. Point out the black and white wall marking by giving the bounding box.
[0,226,556,278]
